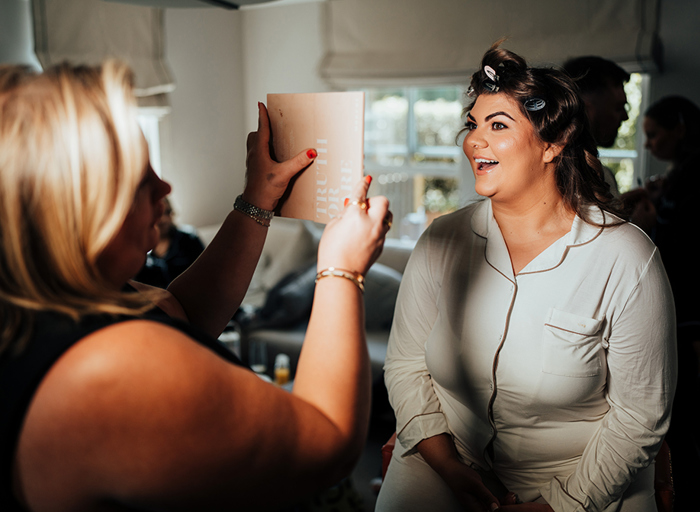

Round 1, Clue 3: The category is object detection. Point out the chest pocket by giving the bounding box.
[542,308,604,377]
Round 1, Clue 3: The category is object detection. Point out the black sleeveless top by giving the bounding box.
[0,309,244,511]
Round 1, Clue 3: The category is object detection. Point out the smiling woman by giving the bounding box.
[377,43,676,512]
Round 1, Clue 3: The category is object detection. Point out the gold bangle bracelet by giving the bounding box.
[315,267,365,293]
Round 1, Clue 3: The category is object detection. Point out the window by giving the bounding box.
[363,86,466,240]
[598,73,649,193]
[363,76,648,240]
[137,108,169,177]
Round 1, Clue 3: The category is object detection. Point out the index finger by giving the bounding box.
[344,176,372,208]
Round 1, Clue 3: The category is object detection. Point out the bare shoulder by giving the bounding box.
[14,320,274,510]
[16,319,355,510]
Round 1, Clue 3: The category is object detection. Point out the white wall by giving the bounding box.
[162,7,247,228]
[241,2,331,130]
[4,0,700,226]
[237,0,700,189]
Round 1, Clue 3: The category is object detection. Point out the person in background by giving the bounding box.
[135,197,205,288]
[0,61,391,512]
[623,95,700,510]
[376,44,675,512]
[563,56,631,197]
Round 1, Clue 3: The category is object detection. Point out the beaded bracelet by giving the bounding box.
[315,267,365,293]
[234,195,274,227]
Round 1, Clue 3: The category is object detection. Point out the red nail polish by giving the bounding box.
[364,175,372,184]
[344,198,349,207]
[307,149,317,159]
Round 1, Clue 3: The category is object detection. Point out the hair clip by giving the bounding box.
[484,66,498,81]
[524,98,546,111]
[483,65,499,92]
[467,86,476,98]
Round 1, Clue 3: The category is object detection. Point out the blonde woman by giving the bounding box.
[0,62,390,511]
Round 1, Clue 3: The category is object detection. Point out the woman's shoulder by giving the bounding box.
[422,200,483,239]
[14,318,258,510]
[591,210,661,265]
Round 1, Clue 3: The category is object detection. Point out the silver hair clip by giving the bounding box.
[484,65,498,81]
[483,65,499,92]
[524,98,546,111]
[467,86,476,98]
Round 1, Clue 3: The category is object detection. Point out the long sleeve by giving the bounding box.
[540,249,677,511]
[384,228,451,456]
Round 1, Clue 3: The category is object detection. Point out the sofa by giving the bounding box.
[198,217,415,383]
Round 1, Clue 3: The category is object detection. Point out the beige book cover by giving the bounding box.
[267,91,365,224]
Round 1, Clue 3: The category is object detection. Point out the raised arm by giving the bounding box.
[16,180,392,512]
[167,103,316,337]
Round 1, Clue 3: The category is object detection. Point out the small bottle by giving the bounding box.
[274,353,291,386]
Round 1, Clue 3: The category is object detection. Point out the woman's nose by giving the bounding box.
[465,132,486,150]
[155,175,172,200]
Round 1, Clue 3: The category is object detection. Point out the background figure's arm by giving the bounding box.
[540,249,677,511]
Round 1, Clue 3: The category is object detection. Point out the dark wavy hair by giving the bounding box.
[463,43,624,224]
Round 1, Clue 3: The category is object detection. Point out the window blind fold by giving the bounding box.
[320,0,661,87]
[32,0,175,100]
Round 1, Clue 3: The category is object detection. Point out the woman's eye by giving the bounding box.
[492,122,506,130]
[464,121,476,131]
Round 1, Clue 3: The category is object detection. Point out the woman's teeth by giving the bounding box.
[474,158,499,170]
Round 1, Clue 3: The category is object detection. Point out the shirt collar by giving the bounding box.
[471,199,606,277]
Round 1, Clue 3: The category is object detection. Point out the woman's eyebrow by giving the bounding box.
[485,111,515,122]
[466,112,476,122]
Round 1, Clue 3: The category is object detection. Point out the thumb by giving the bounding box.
[474,486,500,512]
[278,147,317,180]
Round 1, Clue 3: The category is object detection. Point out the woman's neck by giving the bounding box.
[491,192,575,275]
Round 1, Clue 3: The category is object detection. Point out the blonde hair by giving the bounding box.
[0,61,160,357]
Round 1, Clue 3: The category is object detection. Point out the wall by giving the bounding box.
[241,2,331,130]
[239,0,700,191]
[3,0,700,226]
[162,7,247,227]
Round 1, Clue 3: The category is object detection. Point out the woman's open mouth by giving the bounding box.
[474,158,499,173]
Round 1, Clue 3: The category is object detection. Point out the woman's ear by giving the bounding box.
[543,143,564,164]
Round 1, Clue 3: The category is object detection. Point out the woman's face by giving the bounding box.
[643,116,684,162]
[463,93,558,205]
[97,163,172,287]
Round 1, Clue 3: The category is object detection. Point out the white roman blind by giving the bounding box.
[321,0,661,87]
[32,0,174,106]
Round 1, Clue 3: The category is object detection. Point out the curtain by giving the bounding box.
[320,0,661,87]
[32,0,174,106]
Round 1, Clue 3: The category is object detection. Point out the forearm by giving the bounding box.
[416,433,464,480]
[292,276,371,457]
[167,209,267,337]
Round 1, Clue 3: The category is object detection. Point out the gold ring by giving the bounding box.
[384,220,393,229]
[348,200,368,210]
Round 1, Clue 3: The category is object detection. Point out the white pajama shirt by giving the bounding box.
[384,199,677,511]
